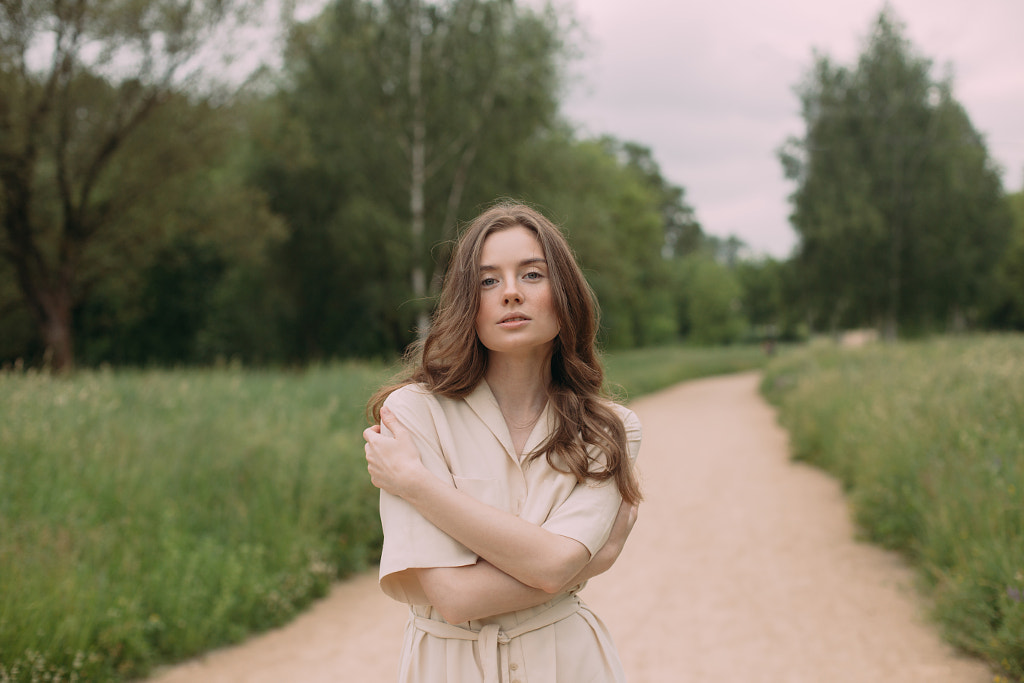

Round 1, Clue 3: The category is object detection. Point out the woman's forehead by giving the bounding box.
[480,225,542,258]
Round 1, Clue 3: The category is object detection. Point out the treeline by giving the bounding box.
[0,0,766,371]
[1,2,1022,372]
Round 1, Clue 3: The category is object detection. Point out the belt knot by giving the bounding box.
[412,593,583,683]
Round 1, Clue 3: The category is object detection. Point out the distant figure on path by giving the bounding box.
[364,202,642,683]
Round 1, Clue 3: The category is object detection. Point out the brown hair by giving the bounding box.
[368,201,641,505]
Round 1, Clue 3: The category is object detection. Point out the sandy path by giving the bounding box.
[148,372,991,682]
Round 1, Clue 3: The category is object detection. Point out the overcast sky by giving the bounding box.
[552,0,1024,257]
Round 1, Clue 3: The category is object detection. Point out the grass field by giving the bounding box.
[0,345,767,682]
[762,335,1024,680]
[602,343,771,399]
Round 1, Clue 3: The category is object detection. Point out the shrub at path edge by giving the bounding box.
[761,335,1024,680]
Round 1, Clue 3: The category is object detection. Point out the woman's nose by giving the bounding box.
[502,285,523,305]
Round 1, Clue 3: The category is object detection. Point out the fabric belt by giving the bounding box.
[411,593,583,683]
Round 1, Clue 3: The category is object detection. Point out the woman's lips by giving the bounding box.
[498,316,531,327]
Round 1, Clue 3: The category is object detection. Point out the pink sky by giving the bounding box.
[557,0,1024,256]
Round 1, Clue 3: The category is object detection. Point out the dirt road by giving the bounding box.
[148,372,991,682]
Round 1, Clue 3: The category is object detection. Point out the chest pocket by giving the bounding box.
[452,476,510,513]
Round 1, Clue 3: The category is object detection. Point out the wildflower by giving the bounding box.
[1008,587,1022,603]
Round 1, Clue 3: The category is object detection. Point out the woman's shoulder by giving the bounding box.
[380,383,449,433]
[383,382,437,409]
[602,399,642,434]
[604,401,642,463]
[603,397,638,420]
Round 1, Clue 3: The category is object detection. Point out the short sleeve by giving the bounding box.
[541,407,642,556]
[377,385,477,603]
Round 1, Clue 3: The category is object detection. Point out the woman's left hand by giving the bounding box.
[363,405,426,497]
[586,500,639,577]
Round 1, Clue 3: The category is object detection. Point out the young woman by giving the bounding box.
[364,202,642,682]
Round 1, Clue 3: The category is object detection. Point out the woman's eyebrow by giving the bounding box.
[479,258,547,271]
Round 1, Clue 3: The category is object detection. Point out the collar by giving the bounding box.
[464,380,552,461]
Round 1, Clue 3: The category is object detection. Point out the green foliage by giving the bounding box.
[0,0,736,367]
[986,189,1024,329]
[733,255,808,343]
[0,0,280,370]
[603,344,769,398]
[504,135,686,348]
[1,0,737,366]
[235,0,712,359]
[670,252,747,345]
[0,362,390,681]
[780,9,1013,336]
[762,335,1024,679]
[617,141,703,260]
[735,257,782,330]
[68,98,286,367]
[241,0,568,359]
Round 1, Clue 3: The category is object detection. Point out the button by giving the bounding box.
[510,663,519,671]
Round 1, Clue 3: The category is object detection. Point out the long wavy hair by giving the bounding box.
[369,202,641,505]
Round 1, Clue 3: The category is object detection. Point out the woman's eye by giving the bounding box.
[481,277,498,287]
[523,271,543,280]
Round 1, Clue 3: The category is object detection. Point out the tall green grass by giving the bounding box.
[762,335,1024,680]
[0,362,391,682]
[603,343,770,398]
[0,345,766,682]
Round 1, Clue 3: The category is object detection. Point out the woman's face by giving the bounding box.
[474,226,561,358]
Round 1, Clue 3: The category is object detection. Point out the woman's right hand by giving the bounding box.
[363,405,427,498]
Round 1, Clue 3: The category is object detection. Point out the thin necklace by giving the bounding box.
[503,404,545,430]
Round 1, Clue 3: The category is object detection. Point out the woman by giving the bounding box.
[364,202,642,682]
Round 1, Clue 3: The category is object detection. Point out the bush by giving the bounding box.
[762,335,1024,680]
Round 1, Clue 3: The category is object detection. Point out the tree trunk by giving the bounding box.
[3,197,77,372]
[408,0,429,339]
[38,286,75,372]
[428,139,481,296]
[885,151,902,341]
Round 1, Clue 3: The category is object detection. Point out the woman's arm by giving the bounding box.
[418,500,638,624]
[365,406,612,592]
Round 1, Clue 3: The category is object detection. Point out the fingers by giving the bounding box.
[380,405,403,436]
[611,500,639,539]
[362,424,381,441]
[626,503,639,531]
[613,499,634,524]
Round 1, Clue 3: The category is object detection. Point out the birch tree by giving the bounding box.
[256,0,565,356]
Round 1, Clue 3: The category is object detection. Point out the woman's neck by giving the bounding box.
[484,351,551,421]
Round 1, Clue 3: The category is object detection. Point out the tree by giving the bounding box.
[779,8,1011,337]
[0,0,270,371]
[735,256,784,337]
[248,0,567,359]
[494,132,683,348]
[986,185,1024,329]
[675,252,746,346]
[616,141,702,259]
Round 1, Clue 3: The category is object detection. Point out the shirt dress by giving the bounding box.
[377,381,642,683]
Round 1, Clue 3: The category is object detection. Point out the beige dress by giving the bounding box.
[378,381,642,683]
